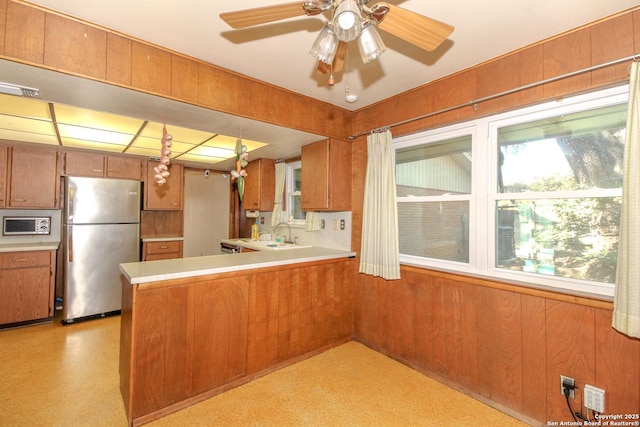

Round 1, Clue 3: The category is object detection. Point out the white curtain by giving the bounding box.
[305,211,321,231]
[613,62,640,338]
[271,162,286,227]
[359,129,401,280]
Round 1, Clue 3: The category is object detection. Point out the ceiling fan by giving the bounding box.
[220,1,454,76]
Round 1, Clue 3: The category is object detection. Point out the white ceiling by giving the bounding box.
[1,0,637,171]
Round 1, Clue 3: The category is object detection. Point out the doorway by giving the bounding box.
[183,169,230,257]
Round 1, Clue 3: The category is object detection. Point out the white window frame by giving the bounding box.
[394,85,629,298]
[395,123,481,276]
[285,160,305,226]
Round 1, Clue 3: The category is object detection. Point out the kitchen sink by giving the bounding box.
[237,239,311,250]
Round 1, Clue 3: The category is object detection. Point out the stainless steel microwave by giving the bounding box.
[3,216,51,235]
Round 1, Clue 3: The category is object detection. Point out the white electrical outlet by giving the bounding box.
[560,375,575,399]
[584,384,605,413]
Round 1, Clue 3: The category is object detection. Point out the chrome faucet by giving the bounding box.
[274,222,293,244]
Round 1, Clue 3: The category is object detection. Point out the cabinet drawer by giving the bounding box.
[144,252,180,261]
[145,241,181,254]
[0,251,51,269]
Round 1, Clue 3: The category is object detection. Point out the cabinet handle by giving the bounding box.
[13,258,28,263]
[108,170,118,174]
[11,198,26,202]
[92,169,104,173]
[160,246,168,249]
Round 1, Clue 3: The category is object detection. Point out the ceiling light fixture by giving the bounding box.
[310,24,339,65]
[334,0,362,42]
[357,22,386,64]
[0,82,40,98]
[308,0,389,69]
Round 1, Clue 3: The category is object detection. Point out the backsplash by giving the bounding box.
[256,211,352,252]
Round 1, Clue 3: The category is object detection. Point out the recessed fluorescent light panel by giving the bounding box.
[0,93,268,166]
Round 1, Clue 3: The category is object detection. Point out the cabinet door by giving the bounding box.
[107,157,142,180]
[64,151,105,177]
[9,147,58,208]
[4,2,45,64]
[44,13,107,80]
[0,146,7,207]
[242,158,274,211]
[144,162,183,210]
[0,266,51,324]
[301,140,330,210]
[301,139,351,211]
[132,41,171,96]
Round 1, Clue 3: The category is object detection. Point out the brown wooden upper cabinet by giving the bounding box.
[8,146,59,209]
[4,2,46,65]
[44,13,107,80]
[242,158,275,211]
[301,138,351,211]
[64,151,142,180]
[143,161,183,211]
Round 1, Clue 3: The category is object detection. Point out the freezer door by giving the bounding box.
[62,223,140,322]
[65,176,141,224]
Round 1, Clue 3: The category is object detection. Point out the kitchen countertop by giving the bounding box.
[141,237,184,242]
[0,242,60,252]
[120,246,356,284]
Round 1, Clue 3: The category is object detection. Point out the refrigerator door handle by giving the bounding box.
[68,227,74,263]
[68,186,75,222]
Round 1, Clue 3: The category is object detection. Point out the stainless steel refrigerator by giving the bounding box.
[62,176,141,323]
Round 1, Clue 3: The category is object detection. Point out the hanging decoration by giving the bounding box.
[153,116,173,185]
[230,131,249,201]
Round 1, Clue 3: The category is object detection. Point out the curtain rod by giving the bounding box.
[349,53,640,140]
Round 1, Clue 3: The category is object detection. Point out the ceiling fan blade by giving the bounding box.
[317,41,347,75]
[220,2,306,29]
[375,3,454,52]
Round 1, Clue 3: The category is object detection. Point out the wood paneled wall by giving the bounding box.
[355,268,640,424]
[351,6,640,425]
[351,9,640,139]
[0,0,352,140]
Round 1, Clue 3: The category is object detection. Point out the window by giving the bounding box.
[494,103,625,286]
[394,85,629,297]
[285,160,306,223]
[396,132,473,263]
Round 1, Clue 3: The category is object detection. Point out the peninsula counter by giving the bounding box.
[119,247,356,426]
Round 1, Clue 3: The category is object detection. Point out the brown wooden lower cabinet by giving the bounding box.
[0,250,56,326]
[119,258,354,426]
[141,240,183,261]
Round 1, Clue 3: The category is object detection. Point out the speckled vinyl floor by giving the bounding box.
[0,315,528,427]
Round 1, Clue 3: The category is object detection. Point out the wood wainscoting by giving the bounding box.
[354,265,640,424]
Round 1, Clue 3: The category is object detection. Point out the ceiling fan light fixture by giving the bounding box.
[357,23,386,64]
[333,0,362,42]
[309,24,339,64]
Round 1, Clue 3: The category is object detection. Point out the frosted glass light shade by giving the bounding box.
[333,0,362,42]
[357,24,386,64]
[309,24,338,64]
